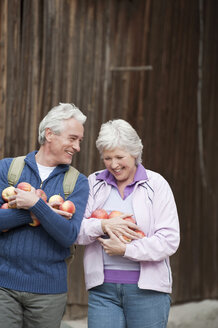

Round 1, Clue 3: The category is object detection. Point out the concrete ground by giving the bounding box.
[167,299,218,328]
[61,299,218,328]
[61,318,87,328]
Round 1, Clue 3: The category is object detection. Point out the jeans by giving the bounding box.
[88,283,171,328]
[0,287,67,328]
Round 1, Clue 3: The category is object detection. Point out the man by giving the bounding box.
[0,103,89,328]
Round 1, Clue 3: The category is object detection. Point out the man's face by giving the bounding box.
[46,118,84,165]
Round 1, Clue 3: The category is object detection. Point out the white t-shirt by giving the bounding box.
[102,187,140,271]
[37,163,56,181]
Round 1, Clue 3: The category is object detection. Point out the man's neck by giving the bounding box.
[35,147,57,167]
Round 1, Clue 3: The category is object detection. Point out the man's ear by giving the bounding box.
[45,128,53,142]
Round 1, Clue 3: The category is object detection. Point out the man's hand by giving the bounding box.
[48,202,72,219]
[8,187,39,209]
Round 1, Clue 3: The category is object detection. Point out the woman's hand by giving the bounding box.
[98,227,127,256]
[101,213,140,241]
[8,187,39,209]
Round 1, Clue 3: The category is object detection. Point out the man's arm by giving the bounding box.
[30,174,89,247]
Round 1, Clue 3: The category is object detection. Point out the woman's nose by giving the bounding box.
[111,159,118,168]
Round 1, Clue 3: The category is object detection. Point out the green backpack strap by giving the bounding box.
[63,165,80,266]
[8,156,26,186]
[63,166,79,200]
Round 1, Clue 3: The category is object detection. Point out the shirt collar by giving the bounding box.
[96,163,148,187]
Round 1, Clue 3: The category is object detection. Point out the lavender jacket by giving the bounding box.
[77,168,180,293]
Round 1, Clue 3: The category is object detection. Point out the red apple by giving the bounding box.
[108,210,123,219]
[17,182,32,192]
[59,200,76,215]
[2,186,16,202]
[1,203,9,209]
[48,195,64,209]
[1,203,17,209]
[89,209,108,219]
[29,213,40,227]
[35,189,47,202]
[49,195,64,203]
[122,217,135,243]
[122,235,132,243]
[135,229,146,238]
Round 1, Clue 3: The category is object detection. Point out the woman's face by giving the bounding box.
[102,148,137,185]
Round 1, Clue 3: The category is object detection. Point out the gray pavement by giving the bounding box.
[61,318,87,328]
[61,299,218,328]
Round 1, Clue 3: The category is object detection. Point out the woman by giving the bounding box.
[77,119,180,328]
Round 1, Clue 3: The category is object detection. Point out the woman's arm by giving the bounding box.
[124,177,180,262]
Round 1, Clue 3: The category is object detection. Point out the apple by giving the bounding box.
[29,219,40,227]
[17,182,32,192]
[122,229,145,243]
[48,195,64,209]
[1,203,9,209]
[135,229,146,238]
[49,195,64,204]
[89,208,108,219]
[108,210,123,219]
[59,200,76,215]
[2,186,16,202]
[29,213,40,227]
[35,189,47,202]
[122,235,132,243]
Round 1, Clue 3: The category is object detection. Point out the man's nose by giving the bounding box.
[73,140,80,152]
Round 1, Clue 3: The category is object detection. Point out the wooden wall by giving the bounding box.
[0,0,217,318]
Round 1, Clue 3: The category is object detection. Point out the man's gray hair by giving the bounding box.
[38,103,87,145]
[96,119,143,164]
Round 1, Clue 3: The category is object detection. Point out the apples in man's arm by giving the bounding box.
[59,200,76,215]
[17,182,32,192]
[35,189,47,202]
[48,195,76,219]
[48,195,64,209]
[2,186,16,203]
[2,182,32,209]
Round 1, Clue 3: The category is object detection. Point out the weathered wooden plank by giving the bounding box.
[0,0,8,157]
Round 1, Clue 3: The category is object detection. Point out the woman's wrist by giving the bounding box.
[101,219,107,233]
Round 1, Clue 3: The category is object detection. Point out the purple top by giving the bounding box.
[97,164,148,200]
[97,164,148,284]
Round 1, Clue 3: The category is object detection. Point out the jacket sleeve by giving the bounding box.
[30,174,89,247]
[124,175,180,262]
[0,158,33,232]
[76,173,105,245]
